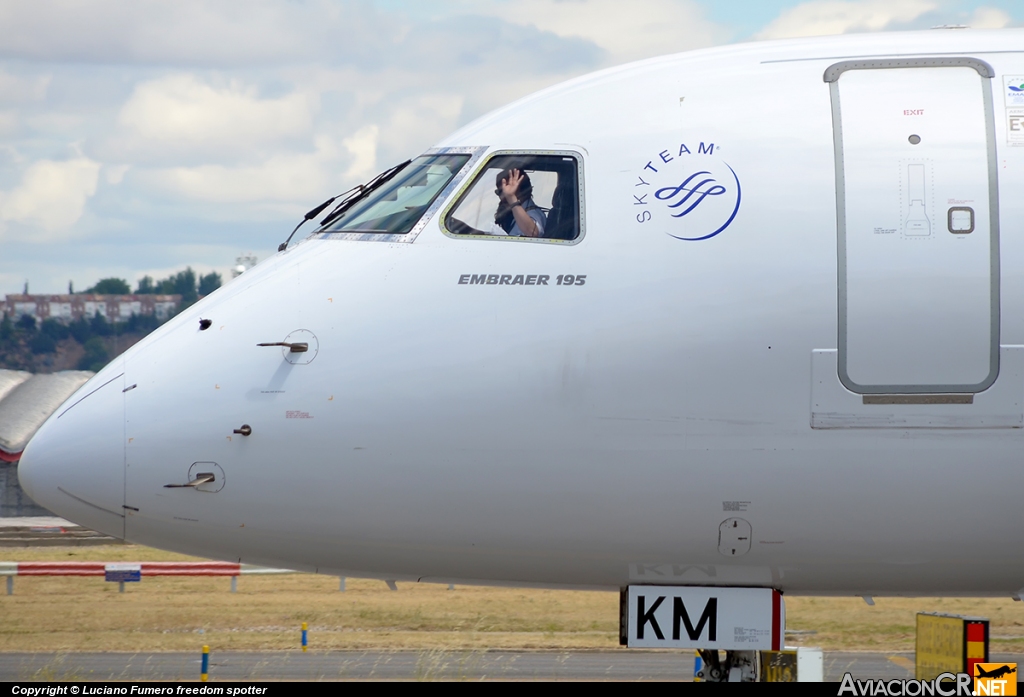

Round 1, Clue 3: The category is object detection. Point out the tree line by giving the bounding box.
[2,267,223,372]
[76,268,222,305]
[0,312,145,372]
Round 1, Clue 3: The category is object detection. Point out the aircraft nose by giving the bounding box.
[18,362,126,539]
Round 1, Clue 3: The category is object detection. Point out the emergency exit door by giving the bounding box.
[826,58,1000,394]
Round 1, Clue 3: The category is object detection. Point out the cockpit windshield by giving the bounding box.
[319,154,469,235]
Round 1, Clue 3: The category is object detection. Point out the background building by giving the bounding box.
[2,294,181,324]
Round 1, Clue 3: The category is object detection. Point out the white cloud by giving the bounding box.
[0,157,100,239]
[149,123,384,207]
[144,130,361,206]
[341,125,380,181]
[103,164,129,185]
[0,0,607,73]
[133,87,468,209]
[0,0,316,66]
[969,7,1011,29]
[115,74,316,160]
[0,110,18,137]
[0,69,50,103]
[472,0,724,64]
[756,0,937,39]
[378,93,464,161]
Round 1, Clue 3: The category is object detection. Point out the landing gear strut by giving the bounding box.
[696,650,759,682]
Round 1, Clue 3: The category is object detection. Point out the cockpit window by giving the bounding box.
[443,152,583,242]
[319,154,469,235]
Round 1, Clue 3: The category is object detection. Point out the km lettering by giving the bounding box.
[636,595,718,641]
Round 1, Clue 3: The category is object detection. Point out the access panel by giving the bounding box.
[827,59,999,394]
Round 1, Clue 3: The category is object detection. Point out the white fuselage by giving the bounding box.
[19,29,1024,596]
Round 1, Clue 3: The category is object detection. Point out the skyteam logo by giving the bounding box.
[1005,76,1024,107]
[632,141,741,241]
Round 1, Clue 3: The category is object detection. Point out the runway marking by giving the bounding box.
[888,655,915,672]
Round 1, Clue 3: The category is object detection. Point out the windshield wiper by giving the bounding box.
[277,159,413,252]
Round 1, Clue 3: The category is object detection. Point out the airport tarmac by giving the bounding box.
[2,650,1021,681]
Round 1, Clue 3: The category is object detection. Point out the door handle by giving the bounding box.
[164,473,215,488]
[257,342,308,353]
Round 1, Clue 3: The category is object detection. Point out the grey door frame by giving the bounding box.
[825,57,1001,394]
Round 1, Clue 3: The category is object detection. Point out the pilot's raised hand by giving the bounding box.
[501,169,524,204]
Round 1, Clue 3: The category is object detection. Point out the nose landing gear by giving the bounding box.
[696,650,759,682]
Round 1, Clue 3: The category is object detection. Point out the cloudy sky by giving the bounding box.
[1,0,1020,295]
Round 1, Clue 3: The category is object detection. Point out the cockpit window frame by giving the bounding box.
[314,146,487,244]
[439,150,586,246]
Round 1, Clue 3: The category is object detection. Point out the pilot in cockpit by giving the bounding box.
[494,168,546,238]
